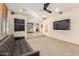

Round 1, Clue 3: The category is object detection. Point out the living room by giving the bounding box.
[1,2,79,56]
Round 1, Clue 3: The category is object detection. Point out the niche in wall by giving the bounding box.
[14,18,25,31]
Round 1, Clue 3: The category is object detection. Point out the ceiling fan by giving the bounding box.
[43,3,52,13]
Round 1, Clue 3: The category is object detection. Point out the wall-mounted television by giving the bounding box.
[53,19,70,30]
[14,18,25,31]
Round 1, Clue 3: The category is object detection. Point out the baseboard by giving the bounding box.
[44,34,79,46]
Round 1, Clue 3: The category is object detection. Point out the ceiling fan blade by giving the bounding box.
[44,3,50,10]
[45,9,52,13]
[43,3,52,13]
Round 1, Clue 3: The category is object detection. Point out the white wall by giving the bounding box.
[7,13,27,39]
[43,7,79,45]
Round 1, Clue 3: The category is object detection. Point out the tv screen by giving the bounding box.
[14,18,25,31]
[53,19,70,30]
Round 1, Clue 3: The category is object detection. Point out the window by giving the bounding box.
[14,18,25,31]
[0,19,1,34]
[0,15,7,34]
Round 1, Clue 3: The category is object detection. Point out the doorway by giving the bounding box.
[36,23,39,32]
[27,23,33,33]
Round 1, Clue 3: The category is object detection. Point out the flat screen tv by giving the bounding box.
[53,19,70,30]
[14,18,25,31]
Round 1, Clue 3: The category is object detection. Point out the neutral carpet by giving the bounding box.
[27,32,79,56]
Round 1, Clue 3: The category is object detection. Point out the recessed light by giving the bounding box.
[55,8,59,12]
[43,15,45,18]
[19,9,23,12]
